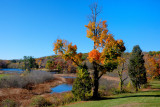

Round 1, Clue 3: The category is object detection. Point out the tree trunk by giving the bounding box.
[92,62,99,99]
[136,83,138,92]
[118,71,123,92]
[93,71,99,99]
[120,78,123,92]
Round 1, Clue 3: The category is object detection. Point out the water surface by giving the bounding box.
[0,68,23,74]
[51,84,72,93]
[51,77,75,93]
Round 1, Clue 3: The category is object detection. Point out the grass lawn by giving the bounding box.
[63,80,160,107]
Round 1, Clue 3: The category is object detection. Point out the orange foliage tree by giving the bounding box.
[144,54,160,79]
[53,3,125,98]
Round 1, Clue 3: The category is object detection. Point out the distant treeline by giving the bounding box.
[0,51,160,76]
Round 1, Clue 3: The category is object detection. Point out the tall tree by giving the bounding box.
[128,45,147,92]
[53,3,125,99]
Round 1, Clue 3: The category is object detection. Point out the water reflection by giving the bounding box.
[51,84,72,93]
[51,77,75,93]
[0,68,23,74]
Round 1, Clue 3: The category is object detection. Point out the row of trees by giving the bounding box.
[45,56,76,73]
[0,60,9,68]
[144,52,160,79]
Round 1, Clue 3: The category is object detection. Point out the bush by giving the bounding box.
[31,96,51,107]
[25,71,53,84]
[0,71,53,88]
[72,68,92,100]
[0,75,27,88]
[48,92,76,107]
[63,93,75,104]
[1,99,16,107]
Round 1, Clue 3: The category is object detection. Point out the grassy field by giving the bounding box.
[64,80,160,107]
[0,74,8,79]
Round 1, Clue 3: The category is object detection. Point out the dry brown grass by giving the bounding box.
[0,77,65,106]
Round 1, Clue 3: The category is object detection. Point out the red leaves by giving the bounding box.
[88,49,101,63]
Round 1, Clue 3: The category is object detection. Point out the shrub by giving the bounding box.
[1,99,16,107]
[0,75,27,88]
[0,71,53,88]
[126,81,132,89]
[63,93,75,104]
[49,92,76,107]
[72,68,92,100]
[31,96,51,107]
[25,71,53,84]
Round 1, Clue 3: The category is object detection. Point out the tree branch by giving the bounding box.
[122,76,128,82]
[98,72,104,80]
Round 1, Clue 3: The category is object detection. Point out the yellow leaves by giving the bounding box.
[117,57,125,64]
[88,49,101,63]
[92,22,96,29]
[53,39,83,66]
[85,20,109,49]
[53,39,66,55]
[100,36,125,65]
[102,20,107,28]
[86,30,93,38]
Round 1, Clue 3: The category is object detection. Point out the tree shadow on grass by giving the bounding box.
[116,94,160,99]
[89,94,160,101]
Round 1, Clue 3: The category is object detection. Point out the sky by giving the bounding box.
[0,0,160,60]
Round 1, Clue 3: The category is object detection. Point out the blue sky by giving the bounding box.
[0,0,160,60]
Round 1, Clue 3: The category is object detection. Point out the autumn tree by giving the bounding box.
[144,54,157,79]
[156,56,160,79]
[117,53,128,92]
[53,3,125,99]
[128,45,147,92]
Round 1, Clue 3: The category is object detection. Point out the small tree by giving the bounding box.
[128,45,147,92]
[72,66,92,100]
[117,53,128,92]
[23,56,37,72]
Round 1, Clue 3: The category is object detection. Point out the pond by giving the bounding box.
[51,84,72,93]
[51,77,76,93]
[0,68,49,74]
[0,68,24,74]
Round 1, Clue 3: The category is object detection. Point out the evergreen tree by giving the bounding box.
[128,45,147,92]
[23,56,37,72]
[72,66,92,100]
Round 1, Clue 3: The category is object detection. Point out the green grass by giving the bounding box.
[0,74,8,79]
[63,80,160,107]
[150,80,160,89]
